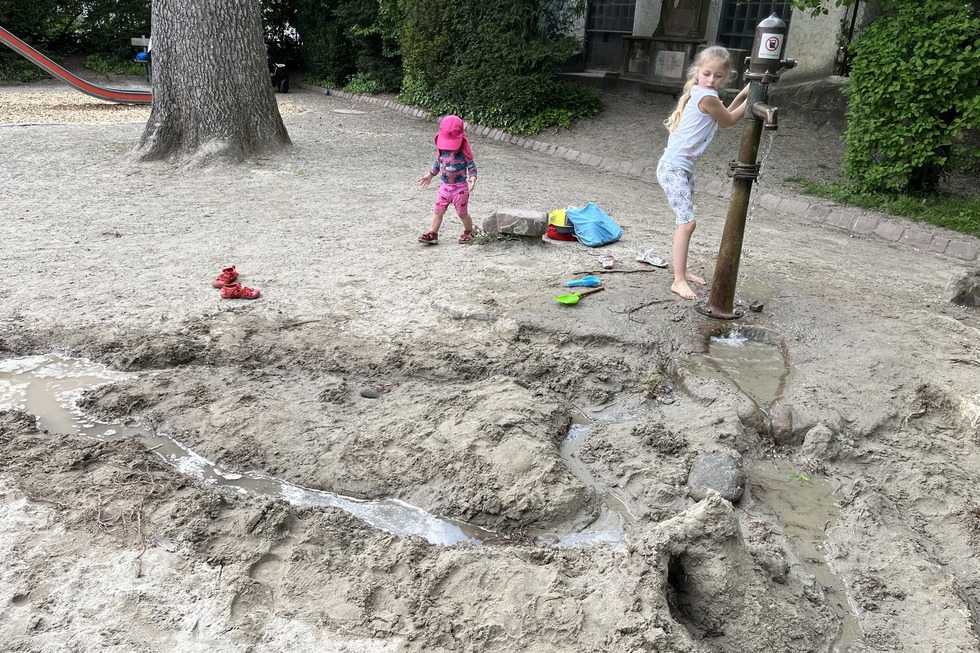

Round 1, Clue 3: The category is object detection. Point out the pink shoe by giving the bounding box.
[211,266,239,287]
[220,282,261,299]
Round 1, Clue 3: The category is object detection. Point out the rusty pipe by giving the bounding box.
[751,102,779,130]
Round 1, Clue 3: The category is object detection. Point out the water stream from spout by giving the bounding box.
[740,130,778,261]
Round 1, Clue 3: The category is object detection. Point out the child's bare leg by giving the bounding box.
[458,212,473,233]
[671,221,704,300]
[428,211,445,234]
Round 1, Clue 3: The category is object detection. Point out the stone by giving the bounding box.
[737,401,766,433]
[800,423,841,461]
[770,403,802,445]
[482,208,549,237]
[944,267,980,307]
[687,451,746,503]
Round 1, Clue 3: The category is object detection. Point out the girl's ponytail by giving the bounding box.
[663,46,734,132]
[664,75,697,132]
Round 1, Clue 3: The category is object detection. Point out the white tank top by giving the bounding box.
[660,85,720,173]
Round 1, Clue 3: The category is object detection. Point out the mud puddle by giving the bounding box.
[686,326,790,409]
[749,460,865,652]
[1,355,630,548]
[532,421,635,547]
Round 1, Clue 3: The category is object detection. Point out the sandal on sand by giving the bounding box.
[458,231,473,244]
[600,252,615,270]
[220,282,261,300]
[418,231,439,245]
[636,249,668,268]
[211,265,239,287]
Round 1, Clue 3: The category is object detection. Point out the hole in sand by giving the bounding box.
[665,554,706,639]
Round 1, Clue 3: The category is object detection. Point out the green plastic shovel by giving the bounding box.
[555,286,605,305]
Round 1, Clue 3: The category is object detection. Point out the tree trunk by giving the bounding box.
[136,0,291,164]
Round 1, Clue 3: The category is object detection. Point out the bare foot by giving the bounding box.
[686,272,706,286]
[671,279,698,300]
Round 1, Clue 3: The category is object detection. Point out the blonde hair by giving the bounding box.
[664,46,734,132]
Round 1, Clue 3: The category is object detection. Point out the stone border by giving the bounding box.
[329,89,979,264]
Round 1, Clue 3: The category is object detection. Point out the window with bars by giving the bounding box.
[584,0,636,71]
[717,0,793,52]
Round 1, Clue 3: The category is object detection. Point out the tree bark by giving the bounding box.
[136,0,291,164]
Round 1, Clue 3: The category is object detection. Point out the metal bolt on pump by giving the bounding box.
[697,14,797,320]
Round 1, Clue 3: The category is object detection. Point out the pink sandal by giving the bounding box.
[220,282,261,299]
[458,231,473,244]
[418,231,439,245]
[211,265,239,287]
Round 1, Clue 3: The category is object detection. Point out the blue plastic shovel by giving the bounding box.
[565,275,602,288]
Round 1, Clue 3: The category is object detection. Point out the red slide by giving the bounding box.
[0,25,152,105]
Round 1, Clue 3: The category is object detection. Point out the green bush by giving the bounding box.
[0,55,50,83]
[293,0,401,91]
[85,53,145,77]
[842,0,980,195]
[399,0,601,135]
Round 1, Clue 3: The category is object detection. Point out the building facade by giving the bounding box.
[577,0,868,92]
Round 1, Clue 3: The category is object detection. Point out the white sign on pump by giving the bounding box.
[756,33,783,60]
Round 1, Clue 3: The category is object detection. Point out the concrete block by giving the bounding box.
[852,216,879,235]
[873,222,905,242]
[483,208,549,237]
[827,210,856,229]
[757,193,781,210]
[900,229,934,249]
[805,205,832,222]
[946,241,980,261]
[777,198,810,215]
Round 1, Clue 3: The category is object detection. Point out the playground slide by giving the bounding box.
[0,25,151,105]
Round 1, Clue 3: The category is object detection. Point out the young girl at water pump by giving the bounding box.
[658,46,749,300]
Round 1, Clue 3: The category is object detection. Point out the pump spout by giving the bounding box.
[751,102,779,130]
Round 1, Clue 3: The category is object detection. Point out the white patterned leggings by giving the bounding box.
[656,160,696,225]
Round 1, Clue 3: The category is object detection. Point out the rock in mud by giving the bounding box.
[687,451,746,502]
[801,423,842,462]
[944,266,980,306]
[770,403,802,445]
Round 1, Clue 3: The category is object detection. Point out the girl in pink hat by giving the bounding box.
[417,115,478,245]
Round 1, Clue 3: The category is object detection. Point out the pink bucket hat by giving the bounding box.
[434,114,473,159]
[435,115,465,149]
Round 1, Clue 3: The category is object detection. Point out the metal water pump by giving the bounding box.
[697,14,797,320]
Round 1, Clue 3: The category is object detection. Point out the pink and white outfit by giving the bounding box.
[429,116,477,215]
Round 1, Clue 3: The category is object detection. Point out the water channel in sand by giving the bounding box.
[0,354,628,547]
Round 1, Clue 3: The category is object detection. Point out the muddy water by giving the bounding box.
[749,460,865,652]
[0,355,628,548]
[0,355,487,545]
[534,421,634,547]
[686,333,864,650]
[687,327,790,409]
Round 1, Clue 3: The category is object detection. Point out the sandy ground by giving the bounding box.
[1,70,980,653]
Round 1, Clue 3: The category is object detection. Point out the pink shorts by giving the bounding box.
[434,182,470,215]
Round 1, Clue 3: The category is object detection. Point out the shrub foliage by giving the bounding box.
[398,0,601,135]
[291,0,401,92]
